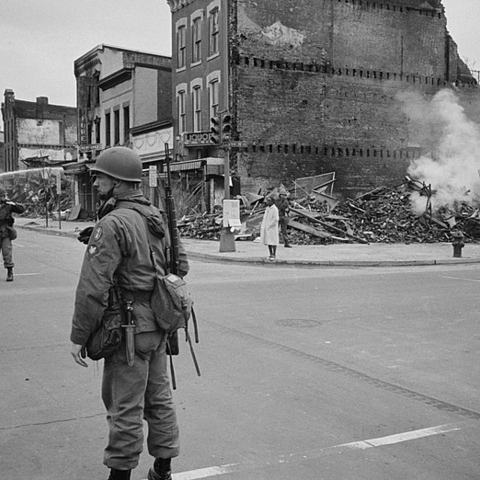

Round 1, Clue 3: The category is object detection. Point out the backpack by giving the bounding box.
[117,202,200,388]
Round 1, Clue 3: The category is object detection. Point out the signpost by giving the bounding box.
[56,172,62,230]
[149,165,157,206]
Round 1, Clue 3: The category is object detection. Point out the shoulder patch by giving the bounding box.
[88,244,99,259]
[93,226,103,241]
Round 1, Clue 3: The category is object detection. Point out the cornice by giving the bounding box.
[98,69,133,91]
[166,0,196,13]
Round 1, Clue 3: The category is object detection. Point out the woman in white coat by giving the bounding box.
[260,195,279,260]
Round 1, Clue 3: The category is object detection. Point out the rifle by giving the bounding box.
[163,143,180,355]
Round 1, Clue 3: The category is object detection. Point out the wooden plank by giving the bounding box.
[290,207,369,244]
[289,220,351,242]
[289,220,331,238]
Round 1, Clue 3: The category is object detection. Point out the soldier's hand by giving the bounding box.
[71,343,88,367]
[77,226,94,244]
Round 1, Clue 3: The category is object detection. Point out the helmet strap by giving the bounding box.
[97,195,116,219]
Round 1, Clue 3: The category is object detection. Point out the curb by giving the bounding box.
[18,224,480,268]
[19,224,80,239]
[186,251,480,268]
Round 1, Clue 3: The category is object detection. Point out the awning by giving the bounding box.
[62,160,95,175]
[167,159,205,172]
[164,157,225,175]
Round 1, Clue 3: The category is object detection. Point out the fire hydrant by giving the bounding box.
[451,231,465,258]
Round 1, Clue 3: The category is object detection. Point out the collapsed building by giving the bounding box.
[178,173,480,245]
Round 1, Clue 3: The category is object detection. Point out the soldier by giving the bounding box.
[70,147,189,480]
[276,187,292,248]
[0,186,25,281]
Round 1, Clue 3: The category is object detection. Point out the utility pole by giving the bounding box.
[210,112,237,252]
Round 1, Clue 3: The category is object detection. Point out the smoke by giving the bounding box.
[397,89,480,214]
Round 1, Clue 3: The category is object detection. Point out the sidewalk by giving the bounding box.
[15,216,480,267]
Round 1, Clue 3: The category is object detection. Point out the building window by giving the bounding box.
[105,112,111,147]
[208,80,219,118]
[178,90,186,134]
[193,86,202,132]
[123,106,130,144]
[87,123,93,144]
[209,8,219,56]
[192,17,202,63]
[114,109,120,145]
[177,25,186,69]
[95,118,101,144]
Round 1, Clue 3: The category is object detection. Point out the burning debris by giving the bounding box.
[178,174,480,245]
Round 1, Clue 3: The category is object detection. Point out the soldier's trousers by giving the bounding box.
[0,236,13,268]
[102,330,179,470]
[279,217,290,246]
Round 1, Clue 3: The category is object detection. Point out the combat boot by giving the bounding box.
[107,468,131,480]
[148,458,172,480]
[6,267,13,282]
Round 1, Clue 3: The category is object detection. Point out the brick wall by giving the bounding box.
[232,0,470,196]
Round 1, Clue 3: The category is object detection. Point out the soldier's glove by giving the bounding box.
[78,226,94,245]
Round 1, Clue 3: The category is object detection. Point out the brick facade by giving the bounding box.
[168,0,478,198]
[1,90,77,172]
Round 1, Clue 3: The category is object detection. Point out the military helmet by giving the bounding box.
[0,187,6,196]
[90,147,143,182]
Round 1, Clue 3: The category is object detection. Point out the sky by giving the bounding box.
[0,0,172,107]
[0,0,479,108]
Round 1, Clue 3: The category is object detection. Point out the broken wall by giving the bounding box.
[233,0,466,197]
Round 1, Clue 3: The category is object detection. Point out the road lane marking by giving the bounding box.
[334,423,462,451]
[171,464,240,479]
[139,423,463,479]
[441,275,480,283]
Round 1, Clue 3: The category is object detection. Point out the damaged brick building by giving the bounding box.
[1,89,77,172]
[167,0,477,199]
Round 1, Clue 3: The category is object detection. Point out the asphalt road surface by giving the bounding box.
[0,229,479,480]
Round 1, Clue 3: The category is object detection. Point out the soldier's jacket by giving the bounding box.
[275,197,290,219]
[70,190,189,346]
[0,201,25,238]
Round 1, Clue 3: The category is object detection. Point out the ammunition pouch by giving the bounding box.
[85,285,125,361]
[6,226,17,240]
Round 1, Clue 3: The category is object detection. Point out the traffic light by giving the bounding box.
[210,115,221,144]
[221,112,232,143]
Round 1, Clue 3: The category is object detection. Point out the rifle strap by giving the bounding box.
[116,202,200,387]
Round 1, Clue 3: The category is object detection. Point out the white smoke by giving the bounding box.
[397,89,480,214]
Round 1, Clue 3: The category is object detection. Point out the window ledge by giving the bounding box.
[207,52,220,62]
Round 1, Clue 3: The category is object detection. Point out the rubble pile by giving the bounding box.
[332,184,452,244]
[178,176,480,244]
[13,181,72,218]
[177,212,223,240]
[3,168,73,219]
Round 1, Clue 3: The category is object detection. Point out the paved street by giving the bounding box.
[0,228,479,479]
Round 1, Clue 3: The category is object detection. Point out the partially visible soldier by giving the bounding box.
[70,147,189,480]
[276,187,292,248]
[0,186,25,281]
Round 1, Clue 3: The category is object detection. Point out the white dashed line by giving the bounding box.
[334,423,462,451]
[441,275,480,283]
[139,423,462,479]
